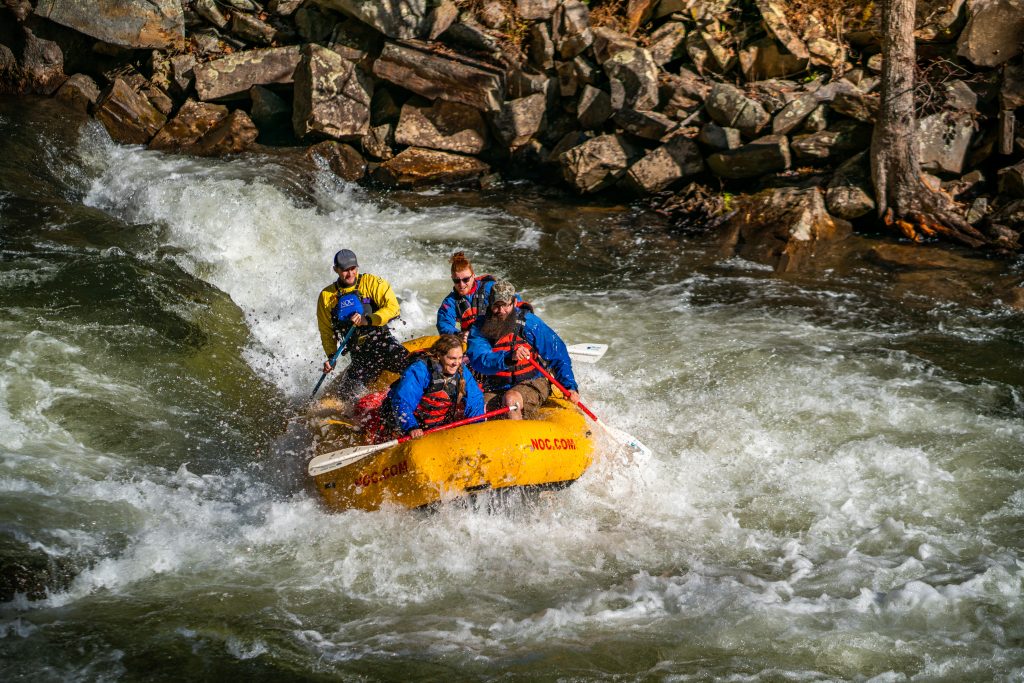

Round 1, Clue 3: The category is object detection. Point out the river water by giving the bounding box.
[2,97,1023,681]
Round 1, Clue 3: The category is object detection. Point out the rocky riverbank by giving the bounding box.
[1,0,1023,287]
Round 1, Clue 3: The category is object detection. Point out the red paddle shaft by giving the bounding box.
[397,404,515,443]
[526,357,595,421]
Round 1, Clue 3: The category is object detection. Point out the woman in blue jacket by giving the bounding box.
[386,334,485,438]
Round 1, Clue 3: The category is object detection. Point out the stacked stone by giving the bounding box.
[2,0,1023,253]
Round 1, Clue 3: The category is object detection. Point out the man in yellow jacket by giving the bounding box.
[316,249,408,396]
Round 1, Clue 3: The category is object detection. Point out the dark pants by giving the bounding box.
[333,328,409,398]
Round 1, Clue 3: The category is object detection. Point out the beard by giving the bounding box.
[480,311,518,343]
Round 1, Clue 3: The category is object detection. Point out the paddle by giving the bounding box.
[566,343,608,364]
[308,404,518,476]
[526,356,652,458]
[311,325,356,398]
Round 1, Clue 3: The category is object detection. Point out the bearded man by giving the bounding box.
[466,280,579,420]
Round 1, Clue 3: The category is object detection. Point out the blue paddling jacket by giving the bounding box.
[386,357,485,432]
[436,275,496,335]
[466,309,578,393]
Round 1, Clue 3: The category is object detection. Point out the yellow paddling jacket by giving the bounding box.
[317,273,401,357]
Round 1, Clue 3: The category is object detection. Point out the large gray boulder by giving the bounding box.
[560,134,641,193]
[554,0,593,59]
[790,121,872,163]
[55,73,99,112]
[718,187,852,273]
[576,85,612,129]
[306,140,367,182]
[194,47,302,101]
[372,41,504,112]
[706,83,770,138]
[918,112,976,175]
[604,48,659,112]
[293,44,373,141]
[707,134,791,179]
[34,0,185,49]
[621,135,703,194]
[957,0,1024,67]
[394,99,489,155]
[312,0,430,40]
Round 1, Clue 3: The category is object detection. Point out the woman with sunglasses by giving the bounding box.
[435,251,500,343]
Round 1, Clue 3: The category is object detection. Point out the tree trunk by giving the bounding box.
[870,0,987,247]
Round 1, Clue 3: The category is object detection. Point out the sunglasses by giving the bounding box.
[451,276,473,284]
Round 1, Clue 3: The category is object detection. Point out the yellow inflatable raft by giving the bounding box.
[308,337,595,511]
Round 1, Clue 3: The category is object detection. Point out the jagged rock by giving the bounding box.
[395,98,489,154]
[660,68,709,119]
[295,5,337,43]
[372,41,504,112]
[739,37,808,81]
[718,187,852,273]
[605,48,659,112]
[918,111,976,175]
[270,0,305,16]
[772,91,820,135]
[647,21,687,66]
[491,93,546,149]
[843,69,880,94]
[807,36,846,69]
[231,12,278,45]
[426,0,459,40]
[250,85,291,130]
[478,1,509,29]
[307,140,367,181]
[966,196,989,224]
[95,77,167,144]
[194,47,301,101]
[191,109,259,156]
[830,87,878,123]
[1002,63,1024,109]
[705,83,769,138]
[802,104,828,132]
[747,79,797,115]
[554,0,593,59]
[363,123,395,160]
[756,0,809,60]
[612,108,677,140]
[313,0,430,40]
[507,70,552,100]
[622,135,702,193]
[547,130,589,164]
[698,121,742,150]
[686,30,736,76]
[34,0,185,49]
[0,45,20,95]
[149,99,229,151]
[442,15,501,53]
[706,134,790,179]
[529,22,555,70]
[55,73,99,112]
[826,151,875,219]
[373,147,490,186]
[915,0,968,41]
[223,0,259,11]
[169,54,196,95]
[19,28,64,95]
[559,134,641,193]
[791,120,872,162]
[194,0,228,29]
[577,85,612,129]
[293,43,372,141]
[517,0,558,20]
[957,0,1024,67]
[591,26,636,65]
[998,161,1024,197]
[655,0,687,17]
[625,0,659,34]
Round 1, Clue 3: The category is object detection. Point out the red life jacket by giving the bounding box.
[482,310,535,391]
[453,275,495,331]
[413,356,465,428]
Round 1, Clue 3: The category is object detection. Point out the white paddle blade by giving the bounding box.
[597,420,653,458]
[567,343,609,363]
[307,439,397,476]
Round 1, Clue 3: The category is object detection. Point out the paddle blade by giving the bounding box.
[567,343,608,363]
[307,439,397,476]
[597,420,653,458]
